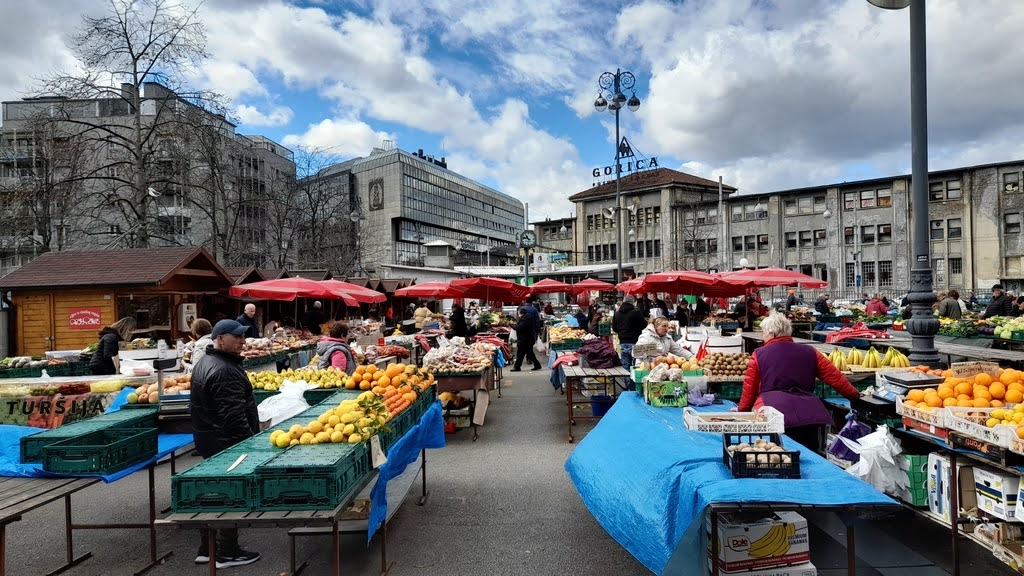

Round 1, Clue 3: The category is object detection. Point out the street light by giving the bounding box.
[867,0,938,366]
[594,68,641,283]
[739,257,750,269]
[413,233,425,266]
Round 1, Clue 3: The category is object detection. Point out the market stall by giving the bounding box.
[422,341,499,440]
[0,247,235,356]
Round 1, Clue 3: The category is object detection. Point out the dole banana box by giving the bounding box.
[708,562,817,576]
[706,511,809,573]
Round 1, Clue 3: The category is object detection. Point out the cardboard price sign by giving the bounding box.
[68,308,103,330]
[951,362,1001,379]
[0,392,117,428]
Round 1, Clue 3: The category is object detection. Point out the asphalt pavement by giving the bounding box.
[4,369,1017,576]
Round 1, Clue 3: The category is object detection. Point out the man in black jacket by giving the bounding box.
[613,295,647,368]
[235,303,260,338]
[190,319,261,569]
[511,307,543,371]
[982,284,1016,319]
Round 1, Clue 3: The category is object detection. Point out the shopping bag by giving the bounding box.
[533,338,548,356]
[828,412,873,463]
[257,380,314,426]
[508,329,518,343]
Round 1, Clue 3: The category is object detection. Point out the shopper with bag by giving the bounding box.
[511,307,543,372]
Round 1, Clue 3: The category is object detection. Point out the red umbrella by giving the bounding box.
[318,279,387,304]
[450,277,531,302]
[394,281,461,299]
[570,278,615,295]
[638,271,746,298]
[616,278,645,295]
[719,266,828,289]
[529,278,572,294]
[229,277,358,306]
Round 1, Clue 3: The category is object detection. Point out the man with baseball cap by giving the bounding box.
[190,320,261,568]
[982,284,1016,319]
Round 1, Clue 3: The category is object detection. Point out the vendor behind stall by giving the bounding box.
[316,322,356,374]
[90,317,136,375]
[636,317,692,358]
[736,312,858,452]
[187,318,214,370]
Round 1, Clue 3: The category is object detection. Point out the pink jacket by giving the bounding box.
[865,299,888,316]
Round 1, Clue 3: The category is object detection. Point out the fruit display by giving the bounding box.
[269,391,391,447]
[0,356,72,369]
[856,346,909,368]
[161,373,191,395]
[363,344,411,362]
[725,438,793,464]
[347,363,434,393]
[937,319,978,338]
[990,316,1024,339]
[651,355,700,371]
[249,367,347,391]
[827,349,849,371]
[846,348,862,365]
[698,353,750,377]
[902,367,1024,412]
[548,326,588,342]
[438,391,470,409]
[127,383,161,404]
[422,346,493,374]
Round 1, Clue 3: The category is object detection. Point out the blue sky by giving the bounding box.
[3,0,1024,223]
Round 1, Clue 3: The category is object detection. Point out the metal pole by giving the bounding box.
[614,71,623,283]
[524,203,530,285]
[718,176,724,273]
[906,0,939,366]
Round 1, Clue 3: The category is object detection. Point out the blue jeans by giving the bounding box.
[620,343,634,369]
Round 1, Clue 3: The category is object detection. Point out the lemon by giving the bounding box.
[348,433,363,443]
[299,432,314,444]
[987,418,1000,428]
[308,421,323,434]
[340,413,357,424]
[330,431,345,443]
[327,415,340,427]
[315,431,330,443]
[1014,413,1024,423]
[289,438,299,446]
[317,413,330,425]
[275,434,291,448]
[992,409,1008,421]
[342,424,355,435]
[289,424,304,436]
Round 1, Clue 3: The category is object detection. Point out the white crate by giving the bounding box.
[896,397,947,428]
[943,406,1014,448]
[683,406,785,433]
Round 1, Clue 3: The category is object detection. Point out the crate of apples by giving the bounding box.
[652,355,700,371]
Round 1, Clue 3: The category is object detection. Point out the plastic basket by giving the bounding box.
[683,406,785,434]
[256,443,372,510]
[895,397,947,428]
[722,432,801,479]
[550,339,584,351]
[709,380,744,402]
[943,406,1014,448]
[42,427,157,475]
[303,389,339,405]
[902,454,929,507]
[172,451,279,512]
[20,419,114,463]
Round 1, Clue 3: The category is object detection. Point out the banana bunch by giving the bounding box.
[828,349,848,371]
[861,346,883,368]
[846,347,863,366]
[748,523,797,558]
[881,346,910,368]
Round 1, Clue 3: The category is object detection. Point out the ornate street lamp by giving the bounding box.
[594,68,641,283]
[867,0,938,366]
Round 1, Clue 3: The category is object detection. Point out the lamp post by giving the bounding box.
[594,68,641,283]
[413,233,425,266]
[867,0,938,366]
[350,209,365,275]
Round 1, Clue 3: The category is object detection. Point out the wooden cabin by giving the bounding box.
[0,247,234,356]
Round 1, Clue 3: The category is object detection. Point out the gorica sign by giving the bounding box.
[68,308,102,330]
[592,157,658,179]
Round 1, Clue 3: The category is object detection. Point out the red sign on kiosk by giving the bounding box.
[68,308,102,330]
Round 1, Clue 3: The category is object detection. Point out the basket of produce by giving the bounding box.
[698,353,750,379]
[722,432,800,479]
[944,405,1015,448]
[550,338,584,352]
[422,346,492,374]
[683,406,785,434]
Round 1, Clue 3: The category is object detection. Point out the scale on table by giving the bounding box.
[154,357,192,433]
[872,371,947,403]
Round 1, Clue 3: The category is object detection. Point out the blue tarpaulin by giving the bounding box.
[367,399,445,541]
[565,392,896,575]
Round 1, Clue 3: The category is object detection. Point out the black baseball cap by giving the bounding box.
[211,319,248,338]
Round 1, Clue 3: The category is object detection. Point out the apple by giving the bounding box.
[138,393,148,403]
[148,392,159,404]
[126,393,139,404]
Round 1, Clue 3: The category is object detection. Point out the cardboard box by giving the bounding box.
[1013,482,1024,522]
[644,381,688,408]
[709,562,816,576]
[928,453,977,525]
[706,511,810,573]
[974,467,1020,521]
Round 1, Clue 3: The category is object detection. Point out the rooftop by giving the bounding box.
[569,167,737,202]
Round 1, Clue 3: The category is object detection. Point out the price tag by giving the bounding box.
[370,435,387,468]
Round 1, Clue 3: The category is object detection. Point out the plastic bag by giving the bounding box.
[534,338,548,356]
[257,380,314,426]
[119,358,154,376]
[688,386,715,406]
[843,426,909,497]
[828,413,873,463]
[508,329,518,342]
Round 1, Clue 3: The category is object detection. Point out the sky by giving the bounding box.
[2,0,1024,223]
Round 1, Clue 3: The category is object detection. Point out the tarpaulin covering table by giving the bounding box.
[565,392,897,575]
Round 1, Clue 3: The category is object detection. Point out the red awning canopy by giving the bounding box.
[529,278,572,294]
[637,271,747,298]
[229,278,358,306]
[394,282,462,299]
[616,278,645,295]
[449,277,531,302]
[318,279,387,304]
[719,267,828,290]
[570,278,615,295]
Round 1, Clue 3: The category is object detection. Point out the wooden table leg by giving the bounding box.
[208,528,217,576]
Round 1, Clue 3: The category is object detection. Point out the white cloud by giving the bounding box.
[234,104,294,127]
[192,60,266,100]
[282,117,393,157]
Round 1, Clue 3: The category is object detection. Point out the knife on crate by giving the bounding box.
[226,453,247,472]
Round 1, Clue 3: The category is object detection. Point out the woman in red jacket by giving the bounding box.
[736,312,859,452]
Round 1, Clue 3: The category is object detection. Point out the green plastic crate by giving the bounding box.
[712,381,743,402]
[255,443,371,510]
[93,408,159,427]
[42,427,157,475]
[901,454,928,507]
[20,408,157,462]
[172,450,279,512]
[253,389,278,405]
[304,388,342,405]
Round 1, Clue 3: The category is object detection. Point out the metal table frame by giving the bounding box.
[562,365,631,443]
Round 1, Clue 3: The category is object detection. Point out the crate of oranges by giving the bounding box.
[944,405,1016,448]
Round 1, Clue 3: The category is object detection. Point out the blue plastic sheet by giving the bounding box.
[0,421,192,483]
[495,349,507,368]
[367,400,445,542]
[104,386,134,413]
[565,393,897,575]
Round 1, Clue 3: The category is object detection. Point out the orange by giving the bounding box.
[957,399,974,407]
[973,398,991,408]
[974,388,992,401]
[976,373,994,387]
[925,395,943,408]
[377,375,391,388]
[923,388,937,396]
[937,386,954,400]
[954,382,972,396]
[943,397,958,407]
[1006,389,1024,404]
[991,399,1005,408]
[1001,370,1018,386]
[907,389,926,402]
[942,369,954,378]
[355,365,366,375]
[1017,426,1024,440]
[904,399,918,407]
[1010,382,1024,393]
[990,383,1007,400]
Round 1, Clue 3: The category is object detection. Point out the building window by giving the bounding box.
[947,180,962,200]
[814,229,827,246]
[611,244,617,259]
[845,262,856,286]
[757,234,769,251]
[588,246,594,262]
[630,242,638,258]
[644,207,654,225]
[708,238,717,252]
[695,239,707,253]
[744,235,756,251]
[732,236,743,251]
[844,226,855,244]
[1007,213,1022,235]
[1004,172,1021,193]
[731,205,743,222]
[863,261,876,285]
[930,219,944,240]
[784,199,797,216]
[706,207,717,224]
[932,258,945,283]
[744,204,756,221]
[879,261,893,286]
[930,179,962,201]
[929,182,944,201]
[876,189,892,207]
[654,206,661,224]
[949,257,963,277]
[755,203,768,219]
[785,232,797,248]
[601,245,609,261]
[654,239,661,256]
[798,197,812,214]
[799,231,812,248]
[878,224,892,243]
[860,190,875,208]
[861,225,876,244]
[813,196,826,212]
[947,218,962,239]
[844,192,857,210]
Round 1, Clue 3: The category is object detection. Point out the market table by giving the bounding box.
[434,367,493,441]
[0,429,194,576]
[561,365,631,443]
[565,393,899,576]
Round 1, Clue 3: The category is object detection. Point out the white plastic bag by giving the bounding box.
[119,358,155,376]
[533,338,548,356]
[257,380,314,426]
[508,329,518,343]
[843,426,910,498]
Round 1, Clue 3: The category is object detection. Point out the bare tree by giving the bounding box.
[39,0,211,247]
[289,146,353,270]
[674,196,716,271]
